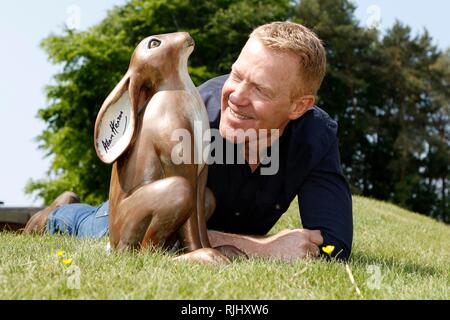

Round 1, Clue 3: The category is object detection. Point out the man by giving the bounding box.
[25,21,352,261]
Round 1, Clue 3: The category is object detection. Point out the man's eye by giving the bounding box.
[148,39,161,49]
[255,87,265,94]
[255,87,271,98]
[231,73,241,81]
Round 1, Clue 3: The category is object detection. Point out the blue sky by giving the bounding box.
[0,0,449,207]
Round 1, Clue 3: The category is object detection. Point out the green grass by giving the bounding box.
[0,196,448,299]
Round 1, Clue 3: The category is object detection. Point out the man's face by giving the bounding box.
[219,36,301,144]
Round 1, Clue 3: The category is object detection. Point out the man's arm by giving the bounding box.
[208,228,323,261]
[298,139,353,260]
[207,138,352,262]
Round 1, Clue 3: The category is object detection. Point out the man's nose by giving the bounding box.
[229,82,250,107]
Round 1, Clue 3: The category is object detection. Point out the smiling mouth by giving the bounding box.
[229,107,253,120]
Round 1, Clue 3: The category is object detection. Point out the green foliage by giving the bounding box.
[27,0,449,222]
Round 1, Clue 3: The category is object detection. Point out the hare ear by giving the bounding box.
[94,74,137,164]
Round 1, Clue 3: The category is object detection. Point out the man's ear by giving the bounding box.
[288,95,315,120]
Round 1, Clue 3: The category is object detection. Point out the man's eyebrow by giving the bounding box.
[253,82,275,96]
[230,66,274,96]
[230,66,242,77]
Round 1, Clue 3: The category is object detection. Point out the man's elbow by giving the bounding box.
[320,232,353,262]
[336,241,352,261]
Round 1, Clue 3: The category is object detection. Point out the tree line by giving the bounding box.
[26,0,449,223]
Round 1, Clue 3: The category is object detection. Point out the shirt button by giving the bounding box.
[275,204,281,210]
[235,211,240,217]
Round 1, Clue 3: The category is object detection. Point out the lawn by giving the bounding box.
[0,196,448,299]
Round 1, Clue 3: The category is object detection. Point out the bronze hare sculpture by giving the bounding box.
[94,32,243,263]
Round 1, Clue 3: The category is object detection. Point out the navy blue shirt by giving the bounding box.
[199,75,353,260]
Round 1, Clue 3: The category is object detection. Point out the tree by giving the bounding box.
[424,49,450,221]
[375,23,449,221]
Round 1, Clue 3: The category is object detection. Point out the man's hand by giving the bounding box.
[208,228,323,262]
[263,229,323,262]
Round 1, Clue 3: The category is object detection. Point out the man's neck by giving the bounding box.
[243,125,285,173]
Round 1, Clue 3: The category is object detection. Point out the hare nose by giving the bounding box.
[187,36,195,47]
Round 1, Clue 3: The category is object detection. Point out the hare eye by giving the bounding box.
[148,39,161,49]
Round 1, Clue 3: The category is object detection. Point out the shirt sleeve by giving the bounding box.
[197,75,228,129]
[297,138,353,261]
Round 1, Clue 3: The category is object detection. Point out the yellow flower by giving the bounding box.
[56,251,65,257]
[322,245,335,255]
[62,259,73,266]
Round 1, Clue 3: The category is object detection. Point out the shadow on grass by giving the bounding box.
[349,251,444,277]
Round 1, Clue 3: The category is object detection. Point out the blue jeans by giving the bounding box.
[46,201,109,238]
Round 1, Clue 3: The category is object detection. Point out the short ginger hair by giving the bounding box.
[250,21,327,96]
